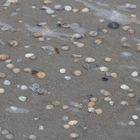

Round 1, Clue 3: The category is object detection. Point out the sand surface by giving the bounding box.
[0,0,140,139]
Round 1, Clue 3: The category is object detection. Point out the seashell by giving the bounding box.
[9,40,18,47]
[25,53,35,59]
[0,54,10,61]
[95,108,103,115]
[43,0,52,4]
[120,84,130,90]
[85,57,95,63]
[33,32,43,38]
[68,120,78,126]
[73,70,82,76]
[70,133,79,139]
[36,72,46,79]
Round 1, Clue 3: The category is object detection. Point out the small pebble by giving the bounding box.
[102,77,109,81]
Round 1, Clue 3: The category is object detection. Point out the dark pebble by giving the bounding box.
[31,70,39,75]
[108,22,120,29]
[102,77,109,81]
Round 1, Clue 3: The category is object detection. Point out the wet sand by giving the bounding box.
[0,0,140,139]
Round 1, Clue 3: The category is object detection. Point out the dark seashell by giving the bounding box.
[108,22,120,29]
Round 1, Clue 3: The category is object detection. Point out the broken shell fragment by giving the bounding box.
[94,38,103,45]
[68,120,78,126]
[73,70,82,76]
[9,40,18,47]
[95,108,103,115]
[0,54,10,61]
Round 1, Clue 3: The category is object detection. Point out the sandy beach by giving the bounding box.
[0,0,140,139]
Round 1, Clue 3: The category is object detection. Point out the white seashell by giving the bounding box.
[99,66,108,72]
[68,120,78,126]
[85,57,95,63]
[64,5,72,11]
[59,68,66,74]
[131,71,138,77]
[25,53,35,58]
[70,133,79,139]
[132,115,138,120]
[120,84,130,90]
